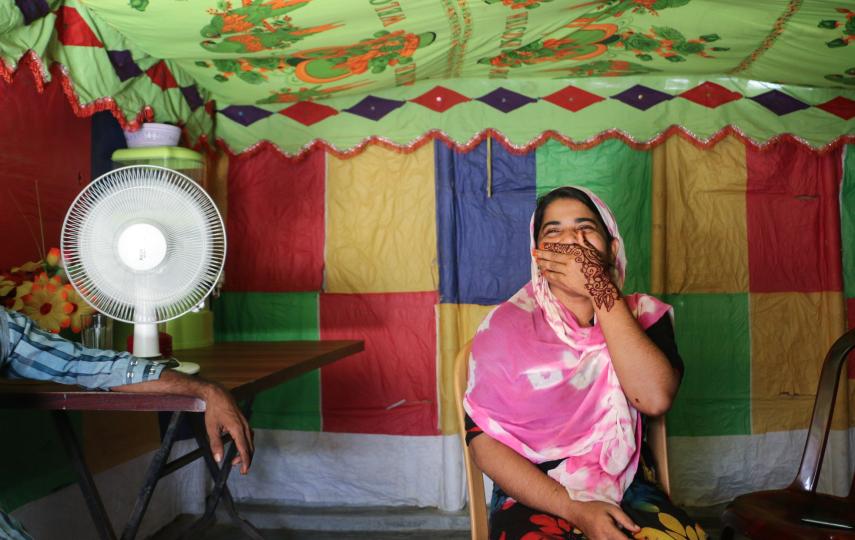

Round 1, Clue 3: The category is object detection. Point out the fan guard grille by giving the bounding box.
[61,165,226,324]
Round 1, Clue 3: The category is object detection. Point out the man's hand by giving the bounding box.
[201,383,254,474]
[113,368,254,474]
[566,500,639,540]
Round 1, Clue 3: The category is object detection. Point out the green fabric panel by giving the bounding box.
[0,411,79,510]
[663,293,751,437]
[842,146,855,298]
[214,292,320,431]
[536,139,652,294]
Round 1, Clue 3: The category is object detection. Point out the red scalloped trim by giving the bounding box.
[3,50,155,132]
[223,125,855,162]
[3,50,852,162]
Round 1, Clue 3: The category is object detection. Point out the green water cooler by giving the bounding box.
[110,147,216,353]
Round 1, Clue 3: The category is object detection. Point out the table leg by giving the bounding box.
[120,411,183,540]
[178,408,263,540]
[52,410,118,540]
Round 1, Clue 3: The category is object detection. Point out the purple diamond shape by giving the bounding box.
[219,105,272,126]
[611,85,672,111]
[477,87,536,113]
[750,90,809,116]
[106,50,143,82]
[181,85,204,112]
[343,96,406,121]
[15,0,51,25]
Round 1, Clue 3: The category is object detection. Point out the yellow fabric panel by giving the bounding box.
[83,411,160,474]
[325,144,438,293]
[652,136,749,293]
[751,291,847,433]
[437,303,497,434]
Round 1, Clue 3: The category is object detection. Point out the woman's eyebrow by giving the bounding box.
[542,220,561,228]
[575,217,597,225]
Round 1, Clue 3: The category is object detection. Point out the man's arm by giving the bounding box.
[1,309,162,388]
[1,309,253,473]
[113,370,254,474]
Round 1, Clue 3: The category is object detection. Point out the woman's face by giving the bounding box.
[536,198,614,263]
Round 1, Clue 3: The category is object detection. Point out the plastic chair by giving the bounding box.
[453,340,671,540]
[720,328,855,540]
[454,340,489,540]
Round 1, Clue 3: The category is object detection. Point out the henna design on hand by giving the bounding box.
[541,242,621,311]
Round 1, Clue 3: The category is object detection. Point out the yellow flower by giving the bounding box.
[11,260,42,274]
[31,272,61,291]
[62,284,95,333]
[0,277,14,297]
[21,279,70,333]
[634,527,674,540]
[45,247,61,268]
[642,512,707,540]
[8,281,32,311]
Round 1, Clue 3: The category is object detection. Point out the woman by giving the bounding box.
[463,187,705,540]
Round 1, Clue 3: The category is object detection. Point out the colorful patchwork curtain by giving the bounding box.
[218,138,854,508]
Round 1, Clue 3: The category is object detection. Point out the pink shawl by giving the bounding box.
[463,187,671,504]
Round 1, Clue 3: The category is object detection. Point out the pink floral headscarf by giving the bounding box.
[463,186,671,504]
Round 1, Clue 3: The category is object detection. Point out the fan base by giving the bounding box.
[172,361,200,375]
[152,356,200,375]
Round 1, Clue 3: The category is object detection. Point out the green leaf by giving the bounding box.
[213,74,228,82]
[665,55,686,62]
[675,42,704,54]
[624,34,659,52]
[194,61,209,68]
[827,38,848,48]
[654,0,690,8]
[699,34,720,42]
[653,26,686,42]
[238,71,267,84]
[818,20,839,29]
[636,53,653,61]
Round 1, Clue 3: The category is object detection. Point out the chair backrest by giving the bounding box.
[791,328,855,494]
[453,340,488,540]
[647,414,671,496]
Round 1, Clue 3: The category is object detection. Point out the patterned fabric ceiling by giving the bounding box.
[1,0,854,156]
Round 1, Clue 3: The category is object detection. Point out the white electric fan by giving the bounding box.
[61,165,226,374]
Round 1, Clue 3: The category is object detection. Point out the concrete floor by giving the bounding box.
[148,504,727,540]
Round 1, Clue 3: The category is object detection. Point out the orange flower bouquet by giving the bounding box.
[0,248,94,334]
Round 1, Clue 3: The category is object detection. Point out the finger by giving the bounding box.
[206,420,224,464]
[607,506,639,533]
[229,424,252,474]
[534,249,570,262]
[240,415,254,453]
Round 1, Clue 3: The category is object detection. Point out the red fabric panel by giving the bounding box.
[848,298,855,379]
[0,65,90,270]
[55,6,104,48]
[747,142,843,293]
[320,292,439,435]
[225,148,324,291]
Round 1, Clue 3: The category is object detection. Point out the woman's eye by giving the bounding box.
[544,229,559,236]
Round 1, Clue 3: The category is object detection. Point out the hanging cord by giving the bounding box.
[486,134,493,199]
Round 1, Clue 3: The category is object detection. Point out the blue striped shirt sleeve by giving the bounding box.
[0,309,164,390]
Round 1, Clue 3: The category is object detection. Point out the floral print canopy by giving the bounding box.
[1,0,853,156]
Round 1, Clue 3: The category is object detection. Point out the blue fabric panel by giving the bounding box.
[435,140,536,305]
[90,110,127,180]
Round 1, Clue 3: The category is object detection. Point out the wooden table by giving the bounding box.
[0,340,364,540]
